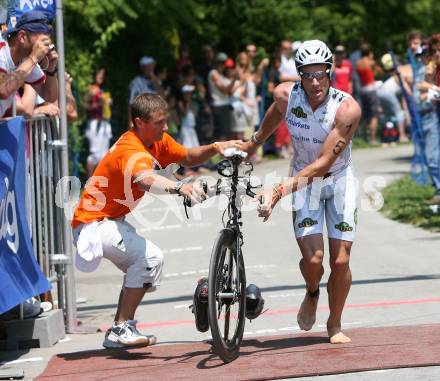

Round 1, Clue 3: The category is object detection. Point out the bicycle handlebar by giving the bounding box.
[182,179,264,209]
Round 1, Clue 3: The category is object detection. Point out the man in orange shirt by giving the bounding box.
[72,93,240,348]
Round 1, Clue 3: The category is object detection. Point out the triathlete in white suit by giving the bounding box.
[239,40,361,344]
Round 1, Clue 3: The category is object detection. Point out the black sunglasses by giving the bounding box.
[299,69,330,80]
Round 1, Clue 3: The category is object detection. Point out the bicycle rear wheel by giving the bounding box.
[208,228,246,363]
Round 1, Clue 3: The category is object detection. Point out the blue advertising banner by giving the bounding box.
[6,0,56,28]
[0,117,51,314]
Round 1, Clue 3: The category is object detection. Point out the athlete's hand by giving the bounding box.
[256,187,282,222]
[236,140,260,158]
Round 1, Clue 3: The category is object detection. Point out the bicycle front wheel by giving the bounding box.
[208,228,246,363]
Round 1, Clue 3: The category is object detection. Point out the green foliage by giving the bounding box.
[60,0,440,138]
[68,120,86,177]
[381,175,440,231]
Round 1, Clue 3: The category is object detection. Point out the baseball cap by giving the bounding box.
[181,84,195,93]
[215,52,228,62]
[139,56,155,66]
[224,58,235,68]
[6,11,52,35]
[335,45,345,53]
[381,53,394,70]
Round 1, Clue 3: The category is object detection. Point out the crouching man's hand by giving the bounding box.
[212,140,243,155]
[178,181,207,206]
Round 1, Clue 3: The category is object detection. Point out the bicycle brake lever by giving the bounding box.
[246,188,256,198]
[183,196,191,219]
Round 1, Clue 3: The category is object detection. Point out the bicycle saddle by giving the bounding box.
[223,148,248,159]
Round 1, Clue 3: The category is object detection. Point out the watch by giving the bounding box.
[251,131,264,145]
[45,67,58,76]
[174,181,184,196]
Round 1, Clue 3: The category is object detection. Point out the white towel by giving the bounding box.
[75,221,103,272]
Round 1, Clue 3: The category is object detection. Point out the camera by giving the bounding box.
[49,44,55,52]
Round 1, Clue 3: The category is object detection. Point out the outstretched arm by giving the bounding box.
[179,140,241,167]
[237,81,293,156]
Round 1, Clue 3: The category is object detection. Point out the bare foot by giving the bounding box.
[327,327,351,344]
[297,293,319,331]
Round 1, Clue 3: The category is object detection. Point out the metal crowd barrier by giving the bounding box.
[26,115,76,331]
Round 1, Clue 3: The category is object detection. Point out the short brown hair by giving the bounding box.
[407,30,423,44]
[130,93,168,126]
[429,34,440,49]
[360,42,371,57]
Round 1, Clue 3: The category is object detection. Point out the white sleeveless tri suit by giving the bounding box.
[285,83,358,241]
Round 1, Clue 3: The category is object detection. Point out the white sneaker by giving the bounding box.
[102,321,150,349]
[127,320,157,346]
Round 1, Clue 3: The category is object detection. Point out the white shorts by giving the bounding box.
[291,166,358,241]
[73,218,164,289]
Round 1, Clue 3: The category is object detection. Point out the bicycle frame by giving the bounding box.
[226,155,245,302]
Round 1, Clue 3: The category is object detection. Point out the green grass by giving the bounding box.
[381,175,440,232]
[352,137,374,149]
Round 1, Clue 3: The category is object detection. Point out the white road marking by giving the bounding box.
[165,273,180,278]
[0,357,44,365]
[256,329,277,334]
[140,222,212,233]
[164,263,278,278]
[162,246,204,254]
[174,304,191,309]
[268,293,304,299]
[278,326,300,331]
[141,224,181,232]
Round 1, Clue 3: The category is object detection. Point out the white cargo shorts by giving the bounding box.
[291,166,358,242]
[73,218,164,289]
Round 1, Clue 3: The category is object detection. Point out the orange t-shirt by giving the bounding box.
[72,130,187,228]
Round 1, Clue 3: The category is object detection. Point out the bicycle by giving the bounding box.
[184,148,263,362]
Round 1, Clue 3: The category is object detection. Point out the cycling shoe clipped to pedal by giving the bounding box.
[245,284,265,320]
[191,277,209,332]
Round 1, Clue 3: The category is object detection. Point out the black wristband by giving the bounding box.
[45,68,57,76]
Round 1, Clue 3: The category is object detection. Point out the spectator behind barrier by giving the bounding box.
[84,68,113,177]
[0,10,58,118]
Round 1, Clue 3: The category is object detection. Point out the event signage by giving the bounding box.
[6,0,56,29]
[0,117,51,314]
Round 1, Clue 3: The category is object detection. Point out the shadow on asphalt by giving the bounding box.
[390,155,412,162]
[54,334,329,371]
[77,273,440,312]
[364,170,407,176]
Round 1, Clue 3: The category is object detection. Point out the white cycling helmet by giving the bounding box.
[295,40,333,71]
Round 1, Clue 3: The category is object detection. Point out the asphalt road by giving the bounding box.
[1,144,440,380]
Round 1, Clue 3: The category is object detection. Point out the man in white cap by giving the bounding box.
[128,56,164,125]
[239,40,361,344]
